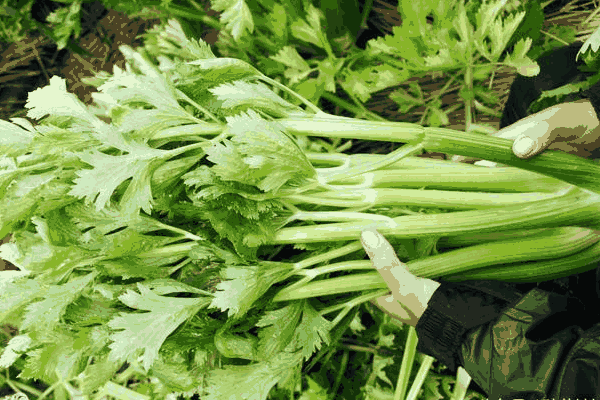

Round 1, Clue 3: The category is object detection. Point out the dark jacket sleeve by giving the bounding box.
[415,280,600,399]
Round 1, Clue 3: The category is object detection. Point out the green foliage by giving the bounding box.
[1,3,597,399]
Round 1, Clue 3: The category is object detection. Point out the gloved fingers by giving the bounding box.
[361,228,413,296]
[370,295,419,326]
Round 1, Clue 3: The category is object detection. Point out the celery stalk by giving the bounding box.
[308,152,571,193]
[279,115,600,194]
[288,188,565,210]
[444,239,600,282]
[273,227,600,302]
[406,227,600,277]
[323,168,571,193]
[270,187,600,245]
[437,227,553,247]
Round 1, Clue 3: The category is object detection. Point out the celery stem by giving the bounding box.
[137,242,197,258]
[176,89,221,122]
[286,210,398,224]
[319,289,388,318]
[271,187,600,245]
[394,326,418,400]
[296,260,375,277]
[278,115,600,194]
[317,143,424,185]
[293,241,365,270]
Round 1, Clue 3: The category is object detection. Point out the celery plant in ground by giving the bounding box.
[2,24,600,400]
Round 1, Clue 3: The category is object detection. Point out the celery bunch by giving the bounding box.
[1,20,600,400]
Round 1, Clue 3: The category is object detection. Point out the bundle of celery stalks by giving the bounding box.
[2,19,600,400]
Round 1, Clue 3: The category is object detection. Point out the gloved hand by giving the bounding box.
[452,99,600,164]
[361,228,441,327]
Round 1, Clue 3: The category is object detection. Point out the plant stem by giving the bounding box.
[278,115,600,194]
[271,187,600,245]
[317,143,425,186]
[293,241,365,269]
[394,326,418,400]
[318,289,388,317]
[288,188,566,210]
[322,167,569,193]
[406,355,435,400]
[450,367,472,400]
[320,91,388,121]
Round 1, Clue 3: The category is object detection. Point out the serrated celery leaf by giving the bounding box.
[30,126,104,158]
[183,165,290,257]
[188,239,246,266]
[0,119,35,157]
[88,228,185,260]
[290,4,325,49]
[25,76,104,129]
[211,110,316,192]
[209,80,301,117]
[96,64,181,112]
[291,302,333,361]
[270,47,310,84]
[341,65,410,103]
[78,353,122,395]
[63,293,121,327]
[195,203,282,260]
[0,278,45,325]
[112,108,195,138]
[107,282,211,371]
[209,262,294,318]
[6,229,93,280]
[255,300,333,362]
[143,19,217,61]
[18,326,88,382]
[210,0,254,41]
[188,58,262,80]
[64,201,162,238]
[0,170,65,239]
[142,278,213,296]
[503,38,539,76]
[20,271,99,332]
[256,302,303,360]
[96,249,191,279]
[147,353,199,394]
[204,351,303,400]
[67,141,169,216]
[0,334,32,369]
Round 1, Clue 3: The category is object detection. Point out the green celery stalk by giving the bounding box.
[278,114,600,194]
[443,239,600,282]
[308,152,570,193]
[406,227,600,277]
[437,227,553,247]
[322,167,570,193]
[288,188,565,210]
[273,227,600,301]
[270,186,600,245]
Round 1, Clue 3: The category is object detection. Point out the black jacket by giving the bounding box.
[415,42,600,400]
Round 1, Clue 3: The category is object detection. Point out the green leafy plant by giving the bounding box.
[2,18,600,400]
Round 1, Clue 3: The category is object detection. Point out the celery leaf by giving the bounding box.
[20,271,99,332]
[210,0,255,41]
[291,301,333,361]
[107,282,211,371]
[204,351,304,400]
[256,302,303,360]
[211,109,316,192]
[209,262,294,319]
[67,141,169,216]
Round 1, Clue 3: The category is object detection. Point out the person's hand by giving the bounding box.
[452,99,600,164]
[361,228,441,327]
